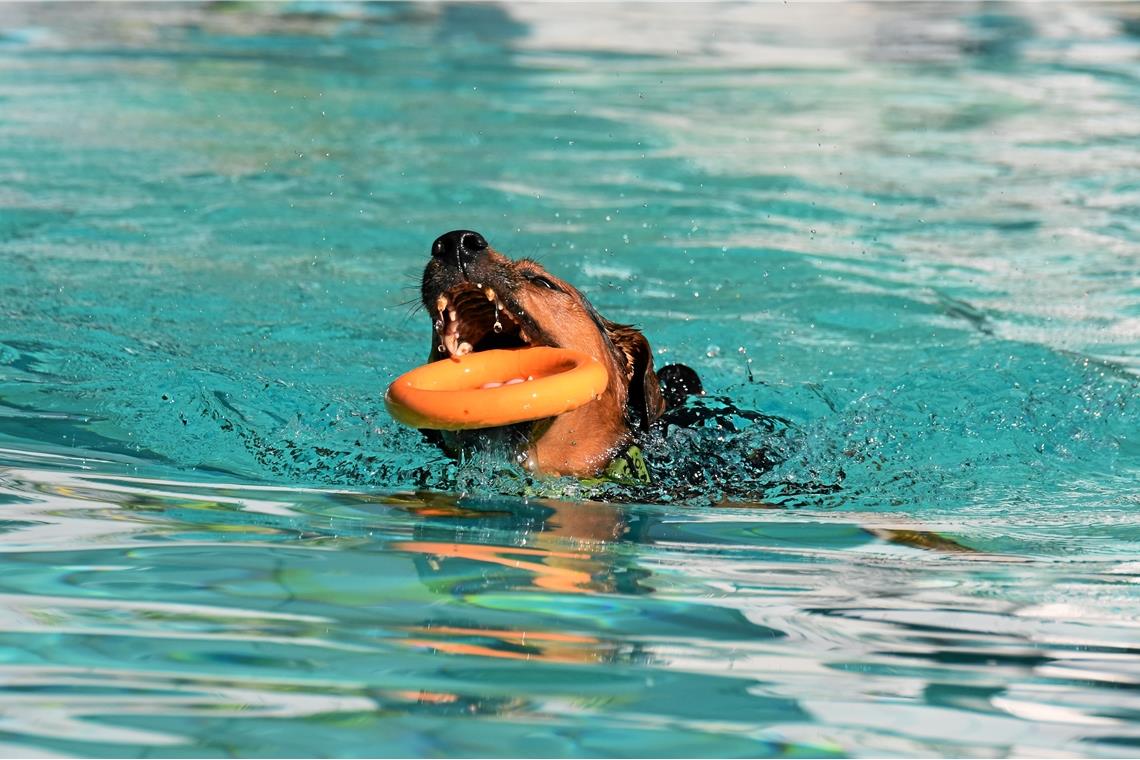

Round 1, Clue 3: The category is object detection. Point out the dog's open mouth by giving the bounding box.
[433,283,542,359]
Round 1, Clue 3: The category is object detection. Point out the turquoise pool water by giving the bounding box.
[2,2,1139,756]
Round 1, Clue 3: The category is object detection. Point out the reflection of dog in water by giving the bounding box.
[382,488,974,698]
[419,230,702,479]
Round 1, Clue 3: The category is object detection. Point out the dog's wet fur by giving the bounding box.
[419,230,701,478]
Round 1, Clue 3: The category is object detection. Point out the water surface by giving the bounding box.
[1,3,1139,756]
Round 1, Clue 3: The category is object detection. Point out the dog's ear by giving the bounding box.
[656,363,703,410]
[606,322,666,432]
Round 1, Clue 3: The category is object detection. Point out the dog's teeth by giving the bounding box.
[443,332,460,357]
[447,307,457,322]
[518,328,529,343]
[484,287,496,302]
[436,295,448,312]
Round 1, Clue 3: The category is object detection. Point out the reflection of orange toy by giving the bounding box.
[385,347,608,430]
[393,541,596,593]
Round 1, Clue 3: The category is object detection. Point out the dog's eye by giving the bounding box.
[527,275,561,292]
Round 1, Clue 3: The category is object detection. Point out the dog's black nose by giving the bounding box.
[432,230,488,268]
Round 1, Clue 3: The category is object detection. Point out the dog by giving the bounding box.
[419,230,699,479]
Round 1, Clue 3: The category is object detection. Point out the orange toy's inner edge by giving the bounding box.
[385,347,609,431]
[404,353,580,392]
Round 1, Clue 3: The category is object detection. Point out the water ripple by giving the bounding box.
[1,2,1139,756]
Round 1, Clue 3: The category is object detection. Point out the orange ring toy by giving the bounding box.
[385,347,609,431]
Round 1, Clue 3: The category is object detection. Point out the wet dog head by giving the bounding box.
[419,230,666,477]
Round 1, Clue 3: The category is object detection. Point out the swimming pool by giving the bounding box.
[1,2,1138,755]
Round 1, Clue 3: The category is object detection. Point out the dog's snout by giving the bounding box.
[431,230,489,269]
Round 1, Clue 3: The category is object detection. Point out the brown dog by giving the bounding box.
[419,230,676,478]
